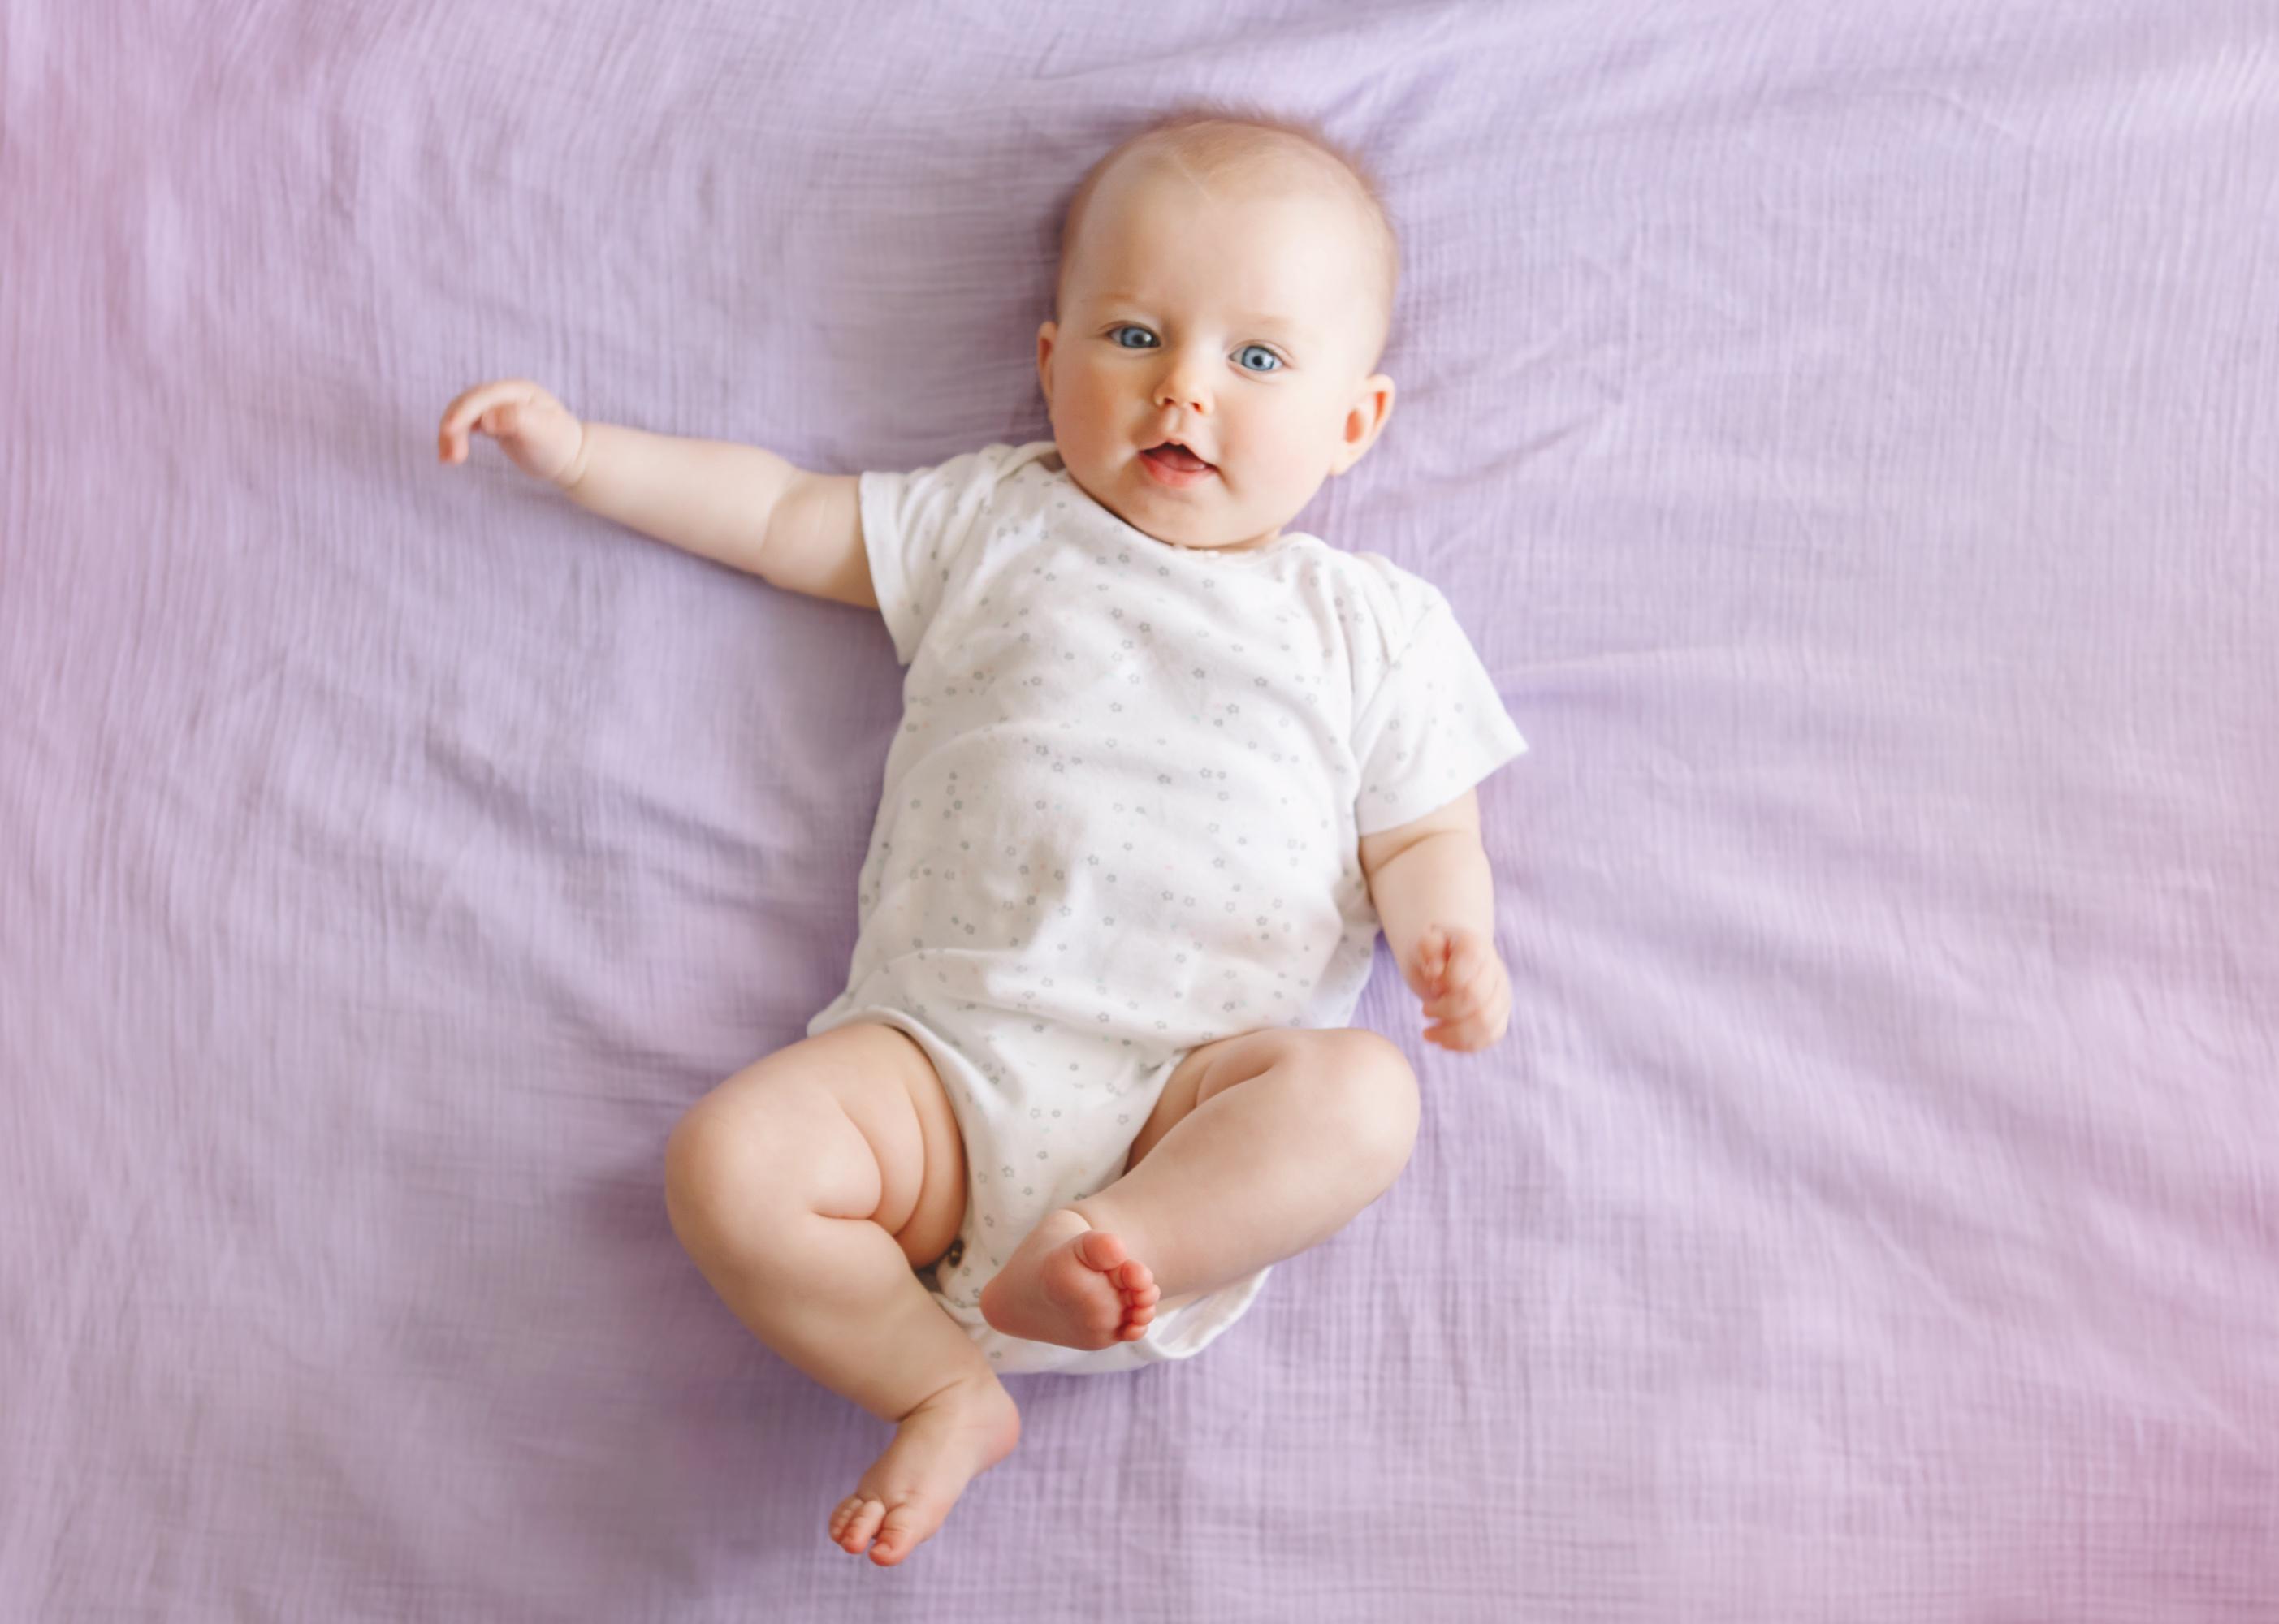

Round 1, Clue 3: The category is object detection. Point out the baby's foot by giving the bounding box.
[828,1373,1022,1567]
[977,1207,1161,1350]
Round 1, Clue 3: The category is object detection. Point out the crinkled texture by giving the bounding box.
[6,0,2276,1618]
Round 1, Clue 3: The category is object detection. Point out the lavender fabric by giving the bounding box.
[5,2,2275,1618]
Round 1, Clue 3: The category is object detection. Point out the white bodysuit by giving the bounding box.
[805,441,1527,1374]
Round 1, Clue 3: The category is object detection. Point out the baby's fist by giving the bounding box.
[1405,924,1511,1052]
[437,378,586,488]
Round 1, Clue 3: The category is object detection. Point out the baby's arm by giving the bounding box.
[1357,788,1511,1052]
[436,378,821,587]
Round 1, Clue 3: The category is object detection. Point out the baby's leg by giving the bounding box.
[665,1021,1018,1566]
[980,1028,1417,1350]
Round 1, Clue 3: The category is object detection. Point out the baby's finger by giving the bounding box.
[1427,1009,1490,1050]
[1434,983,1511,1048]
[1423,1017,1474,1049]
[1421,984,1477,1020]
[1427,955,1489,1012]
[439,380,536,460]
[439,384,505,444]
[1408,929,1444,996]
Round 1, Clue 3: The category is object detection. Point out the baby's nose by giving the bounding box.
[1153,356,1211,415]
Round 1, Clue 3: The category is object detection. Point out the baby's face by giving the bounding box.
[1038,163,1395,554]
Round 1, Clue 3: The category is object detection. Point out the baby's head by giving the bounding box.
[1038,107,1399,555]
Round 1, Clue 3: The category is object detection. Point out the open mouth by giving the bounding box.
[1140,441,1215,475]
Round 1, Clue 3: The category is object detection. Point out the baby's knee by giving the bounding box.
[664,1106,746,1253]
[663,1094,812,1256]
[1319,1030,1420,1181]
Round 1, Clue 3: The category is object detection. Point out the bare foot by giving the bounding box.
[828,1374,1021,1567]
[976,1207,1161,1350]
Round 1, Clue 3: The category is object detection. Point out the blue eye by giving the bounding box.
[1106,326,1284,374]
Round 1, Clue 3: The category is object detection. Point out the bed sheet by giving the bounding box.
[3,1,2274,1618]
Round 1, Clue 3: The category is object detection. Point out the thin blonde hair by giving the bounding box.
[1052,102,1400,374]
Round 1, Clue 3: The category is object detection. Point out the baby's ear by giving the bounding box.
[1333,374,1395,473]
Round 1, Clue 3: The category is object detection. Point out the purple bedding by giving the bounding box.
[5,1,2274,1618]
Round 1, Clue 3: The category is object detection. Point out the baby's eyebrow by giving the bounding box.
[1097,295,1304,335]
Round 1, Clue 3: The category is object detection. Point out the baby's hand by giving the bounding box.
[437,378,586,488]
[1403,924,1511,1052]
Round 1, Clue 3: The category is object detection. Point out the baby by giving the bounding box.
[436,108,1526,1566]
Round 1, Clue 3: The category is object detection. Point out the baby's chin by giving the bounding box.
[1056,450,1268,551]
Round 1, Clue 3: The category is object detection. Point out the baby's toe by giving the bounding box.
[871,1500,936,1566]
[832,1494,884,1551]
[1074,1230,1129,1273]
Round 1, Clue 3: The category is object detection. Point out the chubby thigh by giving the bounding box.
[672,1019,968,1272]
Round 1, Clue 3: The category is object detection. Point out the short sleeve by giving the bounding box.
[857,442,1027,666]
[1350,592,1529,836]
